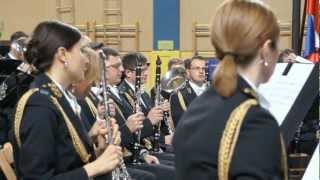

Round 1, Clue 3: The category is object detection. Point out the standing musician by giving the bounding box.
[10,21,123,180]
[169,55,207,127]
[119,53,174,154]
[101,47,175,180]
[174,0,288,180]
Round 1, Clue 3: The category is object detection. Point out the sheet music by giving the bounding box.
[302,144,319,180]
[258,63,315,125]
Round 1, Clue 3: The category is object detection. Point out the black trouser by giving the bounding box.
[128,163,175,180]
[127,167,156,180]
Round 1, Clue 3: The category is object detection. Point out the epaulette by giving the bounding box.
[41,83,62,98]
[38,88,51,96]
[243,88,258,99]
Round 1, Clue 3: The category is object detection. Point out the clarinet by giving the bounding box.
[132,60,143,164]
[163,111,174,135]
[292,121,304,154]
[99,51,132,180]
[205,60,210,87]
[152,56,162,153]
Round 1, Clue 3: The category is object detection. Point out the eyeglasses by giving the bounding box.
[129,66,149,72]
[106,62,123,69]
[190,67,206,71]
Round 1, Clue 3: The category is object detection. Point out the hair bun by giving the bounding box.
[25,39,40,65]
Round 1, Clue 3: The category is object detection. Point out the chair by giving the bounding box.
[0,143,16,180]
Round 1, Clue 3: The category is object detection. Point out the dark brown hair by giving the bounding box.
[25,21,81,73]
[122,52,147,71]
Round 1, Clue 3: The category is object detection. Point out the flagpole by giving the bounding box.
[292,0,301,55]
[299,0,307,55]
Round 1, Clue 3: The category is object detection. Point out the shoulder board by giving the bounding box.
[243,88,258,99]
[41,83,62,98]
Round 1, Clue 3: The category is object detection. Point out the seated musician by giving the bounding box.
[169,55,207,127]
[99,47,175,179]
[174,0,288,180]
[70,46,158,180]
[10,21,123,180]
[4,31,28,60]
[119,52,173,151]
[150,58,185,101]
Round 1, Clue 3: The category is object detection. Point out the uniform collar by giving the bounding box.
[125,79,135,92]
[108,84,121,100]
[239,73,270,110]
[47,75,82,117]
[8,52,17,60]
[189,80,206,96]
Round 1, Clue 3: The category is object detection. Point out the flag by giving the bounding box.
[303,0,320,63]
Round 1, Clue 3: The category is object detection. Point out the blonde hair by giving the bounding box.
[81,47,101,83]
[210,0,279,97]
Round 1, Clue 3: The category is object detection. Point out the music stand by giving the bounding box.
[0,59,33,108]
[0,45,9,57]
[0,59,22,82]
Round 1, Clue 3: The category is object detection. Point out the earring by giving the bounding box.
[264,61,268,66]
[64,62,69,67]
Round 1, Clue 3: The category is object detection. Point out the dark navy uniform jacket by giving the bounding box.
[169,81,197,127]
[118,81,170,145]
[10,74,110,180]
[173,77,284,180]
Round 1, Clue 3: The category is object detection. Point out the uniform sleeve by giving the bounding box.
[230,106,283,180]
[141,118,154,138]
[169,92,184,127]
[113,111,134,147]
[120,124,134,147]
[17,99,89,180]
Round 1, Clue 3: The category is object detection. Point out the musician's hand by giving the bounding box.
[84,144,123,177]
[143,154,160,165]
[94,118,120,156]
[97,99,116,119]
[126,112,145,133]
[89,119,107,143]
[160,100,170,112]
[165,134,173,145]
[111,119,121,145]
[97,102,105,120]
[108,99,116,117]
[147,106,163,125]
[95,135,107,156]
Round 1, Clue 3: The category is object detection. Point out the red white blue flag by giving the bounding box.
[303,0,320,62]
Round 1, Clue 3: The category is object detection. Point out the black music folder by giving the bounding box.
[0,59,22,82]
[0,59,33,108]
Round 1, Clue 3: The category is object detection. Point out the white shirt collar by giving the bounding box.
[108,84,121,100]
[8,52,17,60]
[49,77,82,117]
[125,79,135,92]
[189,80,206,96]
[124,79,147,107]
[239,73,270,110]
